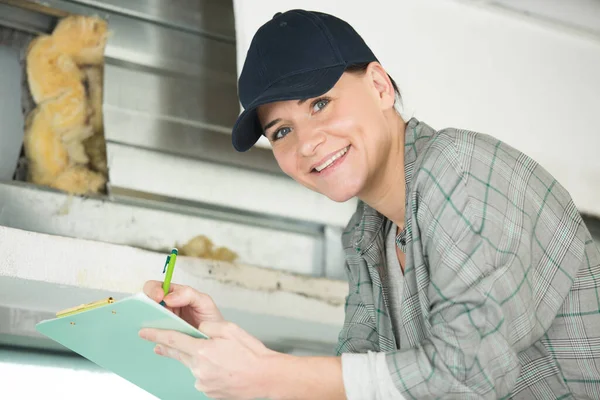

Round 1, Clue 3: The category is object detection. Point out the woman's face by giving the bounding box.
[257,63,397,202]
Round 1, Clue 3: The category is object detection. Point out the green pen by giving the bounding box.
[159,248,178,306]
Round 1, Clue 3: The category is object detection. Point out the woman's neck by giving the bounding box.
[359,113,407,229]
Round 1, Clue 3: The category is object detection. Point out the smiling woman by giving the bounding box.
[256,63,405,204]
[140,9,600,400]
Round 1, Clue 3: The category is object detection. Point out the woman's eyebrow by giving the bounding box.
[263,118,281,133]
[262,98,311,133]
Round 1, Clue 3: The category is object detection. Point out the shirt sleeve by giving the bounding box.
[335,263,380,355]
[384,192,522,399]
[336,264,407,400]
[342,351,407,400]
[383,134,584,398]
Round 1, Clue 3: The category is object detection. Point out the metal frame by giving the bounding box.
[0,0,350,279]
[0,0,285,177]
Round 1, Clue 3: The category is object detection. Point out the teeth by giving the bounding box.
[315,147,348,172]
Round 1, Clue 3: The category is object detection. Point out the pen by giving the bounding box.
[159,248,178,306]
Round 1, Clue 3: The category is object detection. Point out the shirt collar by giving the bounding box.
[345,117,433,254]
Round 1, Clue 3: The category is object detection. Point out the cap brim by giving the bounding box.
[232,64,346,152]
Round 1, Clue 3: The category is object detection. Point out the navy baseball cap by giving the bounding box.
[232,10,378,152]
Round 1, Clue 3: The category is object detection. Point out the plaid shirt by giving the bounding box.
[336,118,600,399]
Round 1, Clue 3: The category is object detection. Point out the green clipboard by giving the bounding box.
[36,292,211,399]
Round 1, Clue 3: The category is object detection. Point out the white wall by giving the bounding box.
[233,0,600,217]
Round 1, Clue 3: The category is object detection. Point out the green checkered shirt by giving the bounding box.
[336,118,600,399]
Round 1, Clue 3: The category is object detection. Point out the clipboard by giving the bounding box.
[36,292,211,399]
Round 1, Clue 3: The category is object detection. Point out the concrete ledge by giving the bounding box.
[0,225,348,353]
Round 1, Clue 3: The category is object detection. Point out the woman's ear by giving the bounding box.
[367,62,395,110]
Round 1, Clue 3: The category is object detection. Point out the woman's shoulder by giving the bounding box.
[412,124,527,173]
[409,121,574,226]
[410,122,548,196]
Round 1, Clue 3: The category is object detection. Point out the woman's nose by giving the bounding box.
[298,127,326,157]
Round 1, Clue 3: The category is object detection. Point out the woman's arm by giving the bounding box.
[141,321,406,400]
[139,284,402,400]
[140,320,346,400]
[140,274,390,400]
[266,351,407,400]
[263,353,346,400]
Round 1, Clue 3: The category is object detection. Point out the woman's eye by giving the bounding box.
[312,98,330,113]
[274,126,291,140]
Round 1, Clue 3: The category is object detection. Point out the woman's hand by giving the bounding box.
[139,320,276,400]
[143,280,224,328]
[141,282,347,400]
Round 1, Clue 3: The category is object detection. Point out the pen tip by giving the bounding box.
[171,248,178,255]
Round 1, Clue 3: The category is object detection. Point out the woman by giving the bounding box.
[139,9,600,399]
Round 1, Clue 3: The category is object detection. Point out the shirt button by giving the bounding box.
[399,238,406,246]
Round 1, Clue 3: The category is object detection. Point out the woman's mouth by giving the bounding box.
[312,145,350,174]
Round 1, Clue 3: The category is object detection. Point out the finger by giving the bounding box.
[154,344,193,368]
[194,379,214,397]
[194,380,221,399]
[194,380,207,394]
[142,280,165,303]
[142,281,189,304]
[139,328,205,355]
[164,287,224,322]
